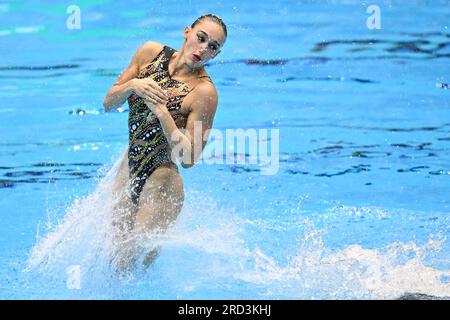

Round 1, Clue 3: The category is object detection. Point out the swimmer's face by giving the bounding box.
[183,20,226,67]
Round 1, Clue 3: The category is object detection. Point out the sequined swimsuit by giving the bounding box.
[127,45,209,205]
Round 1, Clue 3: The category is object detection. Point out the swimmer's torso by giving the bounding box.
[127,45,192,202]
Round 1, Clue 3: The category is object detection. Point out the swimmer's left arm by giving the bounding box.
[149,83,218,168]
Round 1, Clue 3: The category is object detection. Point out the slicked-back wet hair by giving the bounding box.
[191,14,227,39]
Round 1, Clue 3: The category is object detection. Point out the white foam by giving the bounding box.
[25,151,450,299]
[26,155,121,287]
[233,232,450,299]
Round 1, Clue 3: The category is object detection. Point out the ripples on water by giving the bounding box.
[22,158,450,299]
[0,1,449,299]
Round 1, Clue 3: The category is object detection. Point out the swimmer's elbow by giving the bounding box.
[103,96,112,112]
[103,97,119,112]
[180,156,198,169]
[103,88,123,112]
[103,100,111,112]
[179,144,201,168]
[181,162,195,169]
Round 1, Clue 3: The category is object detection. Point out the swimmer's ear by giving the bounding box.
[183,26,191,39]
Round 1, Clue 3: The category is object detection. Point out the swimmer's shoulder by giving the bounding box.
[186,78,218,113]
[135,41,165,71]
[197,78,218,99]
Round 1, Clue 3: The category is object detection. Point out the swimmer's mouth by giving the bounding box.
[192,54,201,62]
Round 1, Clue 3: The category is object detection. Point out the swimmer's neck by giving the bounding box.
[169,45,202,79]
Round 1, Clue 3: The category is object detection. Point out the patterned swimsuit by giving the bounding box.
[127,45,209,205]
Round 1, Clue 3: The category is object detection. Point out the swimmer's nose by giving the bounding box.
[199,44,208,54]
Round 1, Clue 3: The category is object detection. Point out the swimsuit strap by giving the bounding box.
[162,46,175,71]
[198,75,211,80]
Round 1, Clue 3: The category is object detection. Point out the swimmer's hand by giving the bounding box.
[144,98,168,117]
[131,78,168,105]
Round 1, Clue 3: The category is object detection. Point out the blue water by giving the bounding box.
[1,0,449,299]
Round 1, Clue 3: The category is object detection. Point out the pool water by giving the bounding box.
[0,0,449,299]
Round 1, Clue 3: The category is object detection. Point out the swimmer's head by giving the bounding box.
[191,14,227,40]
[182,14,227,67]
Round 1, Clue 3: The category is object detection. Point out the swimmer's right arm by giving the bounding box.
[103,42,167,112]
[102,47,140,112]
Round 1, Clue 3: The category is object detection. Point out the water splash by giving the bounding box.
[24,154,450,299]
[233,227,450,299]
[25,159,120,297]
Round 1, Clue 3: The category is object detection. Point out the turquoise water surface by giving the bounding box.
[0,0,449,299]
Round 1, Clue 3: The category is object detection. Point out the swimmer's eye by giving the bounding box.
[209,44,218,51]
[197,32,219,51]
[197,34,205,42]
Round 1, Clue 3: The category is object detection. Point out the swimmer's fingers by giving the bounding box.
[149,85,168,101]
[142,85,167,102]
[136,88,166,105]
[142,79,168,99]
[133,87,150,100]
[143,89,167,104]
[144,96,165,106]
[144,97,158,108]
[133,78,166,99]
